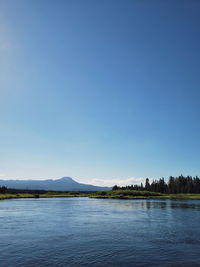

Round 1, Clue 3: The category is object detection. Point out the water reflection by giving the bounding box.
[141,199,200,210]
[98,198,200,210]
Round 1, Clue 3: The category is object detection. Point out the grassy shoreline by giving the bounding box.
[89,190,200,200]
[1,191,200,200]
[90,194,200,200]
[0,192,90,200]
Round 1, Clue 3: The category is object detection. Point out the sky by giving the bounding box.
[0,0,200,186]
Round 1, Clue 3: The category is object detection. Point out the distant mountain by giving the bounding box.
[0,177,111,191]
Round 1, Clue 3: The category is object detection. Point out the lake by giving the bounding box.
[0,198,200,266]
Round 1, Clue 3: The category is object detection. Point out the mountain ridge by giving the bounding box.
[0,177,111,191]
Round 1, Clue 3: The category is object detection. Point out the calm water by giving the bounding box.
[0,198,200,267]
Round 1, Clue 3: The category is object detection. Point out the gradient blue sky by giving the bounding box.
[0,0,200,185]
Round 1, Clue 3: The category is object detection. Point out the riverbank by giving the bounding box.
[89,190,200,199]
[90,193,200,200]
[1,190,200,200]
[0,192,89,200]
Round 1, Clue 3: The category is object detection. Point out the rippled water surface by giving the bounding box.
[0,198,200,266]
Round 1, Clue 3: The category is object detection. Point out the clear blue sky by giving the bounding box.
[0,0,200,184]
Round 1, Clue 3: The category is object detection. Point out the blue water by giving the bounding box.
[0,198,200,266]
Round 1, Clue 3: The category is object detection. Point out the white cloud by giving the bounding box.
[79,177,149,187]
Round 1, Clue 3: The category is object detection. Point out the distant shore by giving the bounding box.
[90,194,200,200]
[1,191,200,200]
[0,192,88,200]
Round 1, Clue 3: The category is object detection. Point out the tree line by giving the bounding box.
[0,186,7,193]
[0,187,97,194]
[112,175,200,194]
